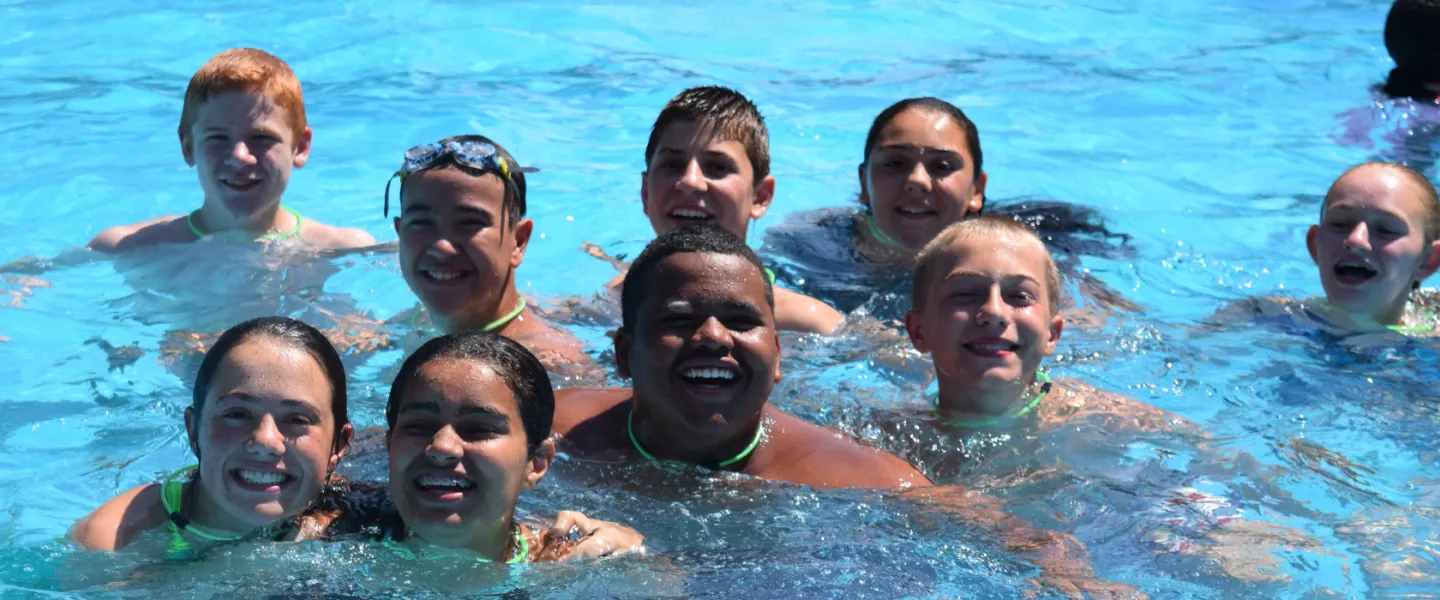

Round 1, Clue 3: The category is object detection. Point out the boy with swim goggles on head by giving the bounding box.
[386,135,593,371]
[90,48,374,252]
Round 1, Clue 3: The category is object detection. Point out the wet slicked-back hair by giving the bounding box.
[645,86,771,182]
[398,134,529,228]
[1383,0,1440,100]
[1323,162,1440,242]
[193,317,350,439]
[621,224,775,332]
[912,215,1061,316]
[386,331,553,455]
[862,97,984,179]
[179,48,306,149]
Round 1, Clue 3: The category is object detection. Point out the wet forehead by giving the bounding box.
[209,339,331,410]
[404,359,521,419]
[648,252,771,312]
[938,233,1049,281]
[1327,166,1428,218]
[402,167,507,213]
[653,120,750,162]
[876,108,970,155]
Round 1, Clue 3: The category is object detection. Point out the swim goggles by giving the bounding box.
[383,140,538,216]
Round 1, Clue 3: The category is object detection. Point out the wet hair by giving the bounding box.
[1322,162,1440,242]
[645,86,771,183]
[861,97,984,182]
[179,48,306,149]
[386,331,553,456]
[1383,0,1440,100]
[912,215,1062,316]
[192,317,349,443]
[398,134,528,228]
[621,224,775,333]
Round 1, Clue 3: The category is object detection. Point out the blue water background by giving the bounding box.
[1,0,1437,597]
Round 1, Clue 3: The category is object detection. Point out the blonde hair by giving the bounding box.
[911,215,1061,315]
[1323,162,1440,242]
[178,48,306,148]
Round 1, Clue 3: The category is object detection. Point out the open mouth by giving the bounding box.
[679,366,741,389]
[414,473,475,503]
[961,340,1019,358]
[895,206,937,219]
[421,268,471,284]
[230,468,293,492]
[668,207,714,223]
[1332,260,1378,285]
[220,176,263,192]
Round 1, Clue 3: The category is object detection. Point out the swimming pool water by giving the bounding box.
[2,0,1437,597]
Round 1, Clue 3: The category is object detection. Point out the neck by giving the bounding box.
[1320,296,1410,329]
[197,201,291,238]
[186,478,273,537]
[459,518,518,563]
[630,400,766,468]
[856,212,919,262]
[436,279,525,335]
[935,371,1042,417]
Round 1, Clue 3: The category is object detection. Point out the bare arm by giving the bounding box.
[773,287,845,335]
[69,484,168,551]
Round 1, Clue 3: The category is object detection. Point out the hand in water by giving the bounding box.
[537,510,645,561]
[314,306,394,354]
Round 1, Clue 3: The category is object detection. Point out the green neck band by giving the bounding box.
[934,372,1052,428]
[627,410,764,468]
[412,298,528,334]
[187,205,303,242]
[863,211,908,249]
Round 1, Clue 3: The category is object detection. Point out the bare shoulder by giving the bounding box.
[772,287,844,335]
[69,483,167,551]
[1042,379,1196,433]
[605,272,625,291]
[301,219,376,251]
[766,409,931,489]
[552,387,630,436]
[88,216,189,253]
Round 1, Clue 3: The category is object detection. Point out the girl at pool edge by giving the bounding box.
[378,330,643,562]
[69,317,356,554]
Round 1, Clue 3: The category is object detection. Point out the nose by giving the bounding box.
[903,161,931,195]
[676,159,707,193]
[226,140,257,166]
[245,414,285,459]
[690,316,735,352]
[425,426,463,466]
[1344,222,1371,252]
[424,235,460,258]
[974,286,1008,328]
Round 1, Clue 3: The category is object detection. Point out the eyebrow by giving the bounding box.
[1325,205,1407,221]
[215,393,313,409]
[655,147,735,159]
[661,299,765,316]
[878,144,964,158]
[944,271,1040,286]
[399,400,509,421]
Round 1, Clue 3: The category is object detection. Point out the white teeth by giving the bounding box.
[682,367,738,380]
[671,208,712,219]
[236,469,286,485]
[425,270,465,281]
[418,475,474,488]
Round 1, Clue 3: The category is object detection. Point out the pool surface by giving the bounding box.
[2,0,1438,597]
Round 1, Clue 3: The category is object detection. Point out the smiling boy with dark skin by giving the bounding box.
[557,224,926,488]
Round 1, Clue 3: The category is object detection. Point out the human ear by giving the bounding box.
[970,171,987,213]
[750,175,776,220]
[511,218,534,268]
[614,327,632,380]
[1306,225,1321,265]
[292,127,313,168]
[184,407,200,458]
[904,310,929,353]
[524,439,556,491]
[328,424,355,475]
[181,134,195,167]
[1042,314,1064,356]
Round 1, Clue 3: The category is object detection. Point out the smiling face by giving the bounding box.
[1308,165,1440,324]
[642,120,775,239]
[185,337,347,530]
[183,91,311,221]
[861,108,986,249]
[616,252,781,441]
[395,168,532,330]
[386,359,549,551]
[905,233,1062,408]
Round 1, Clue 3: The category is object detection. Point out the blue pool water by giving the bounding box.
[2,0,1438,597]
